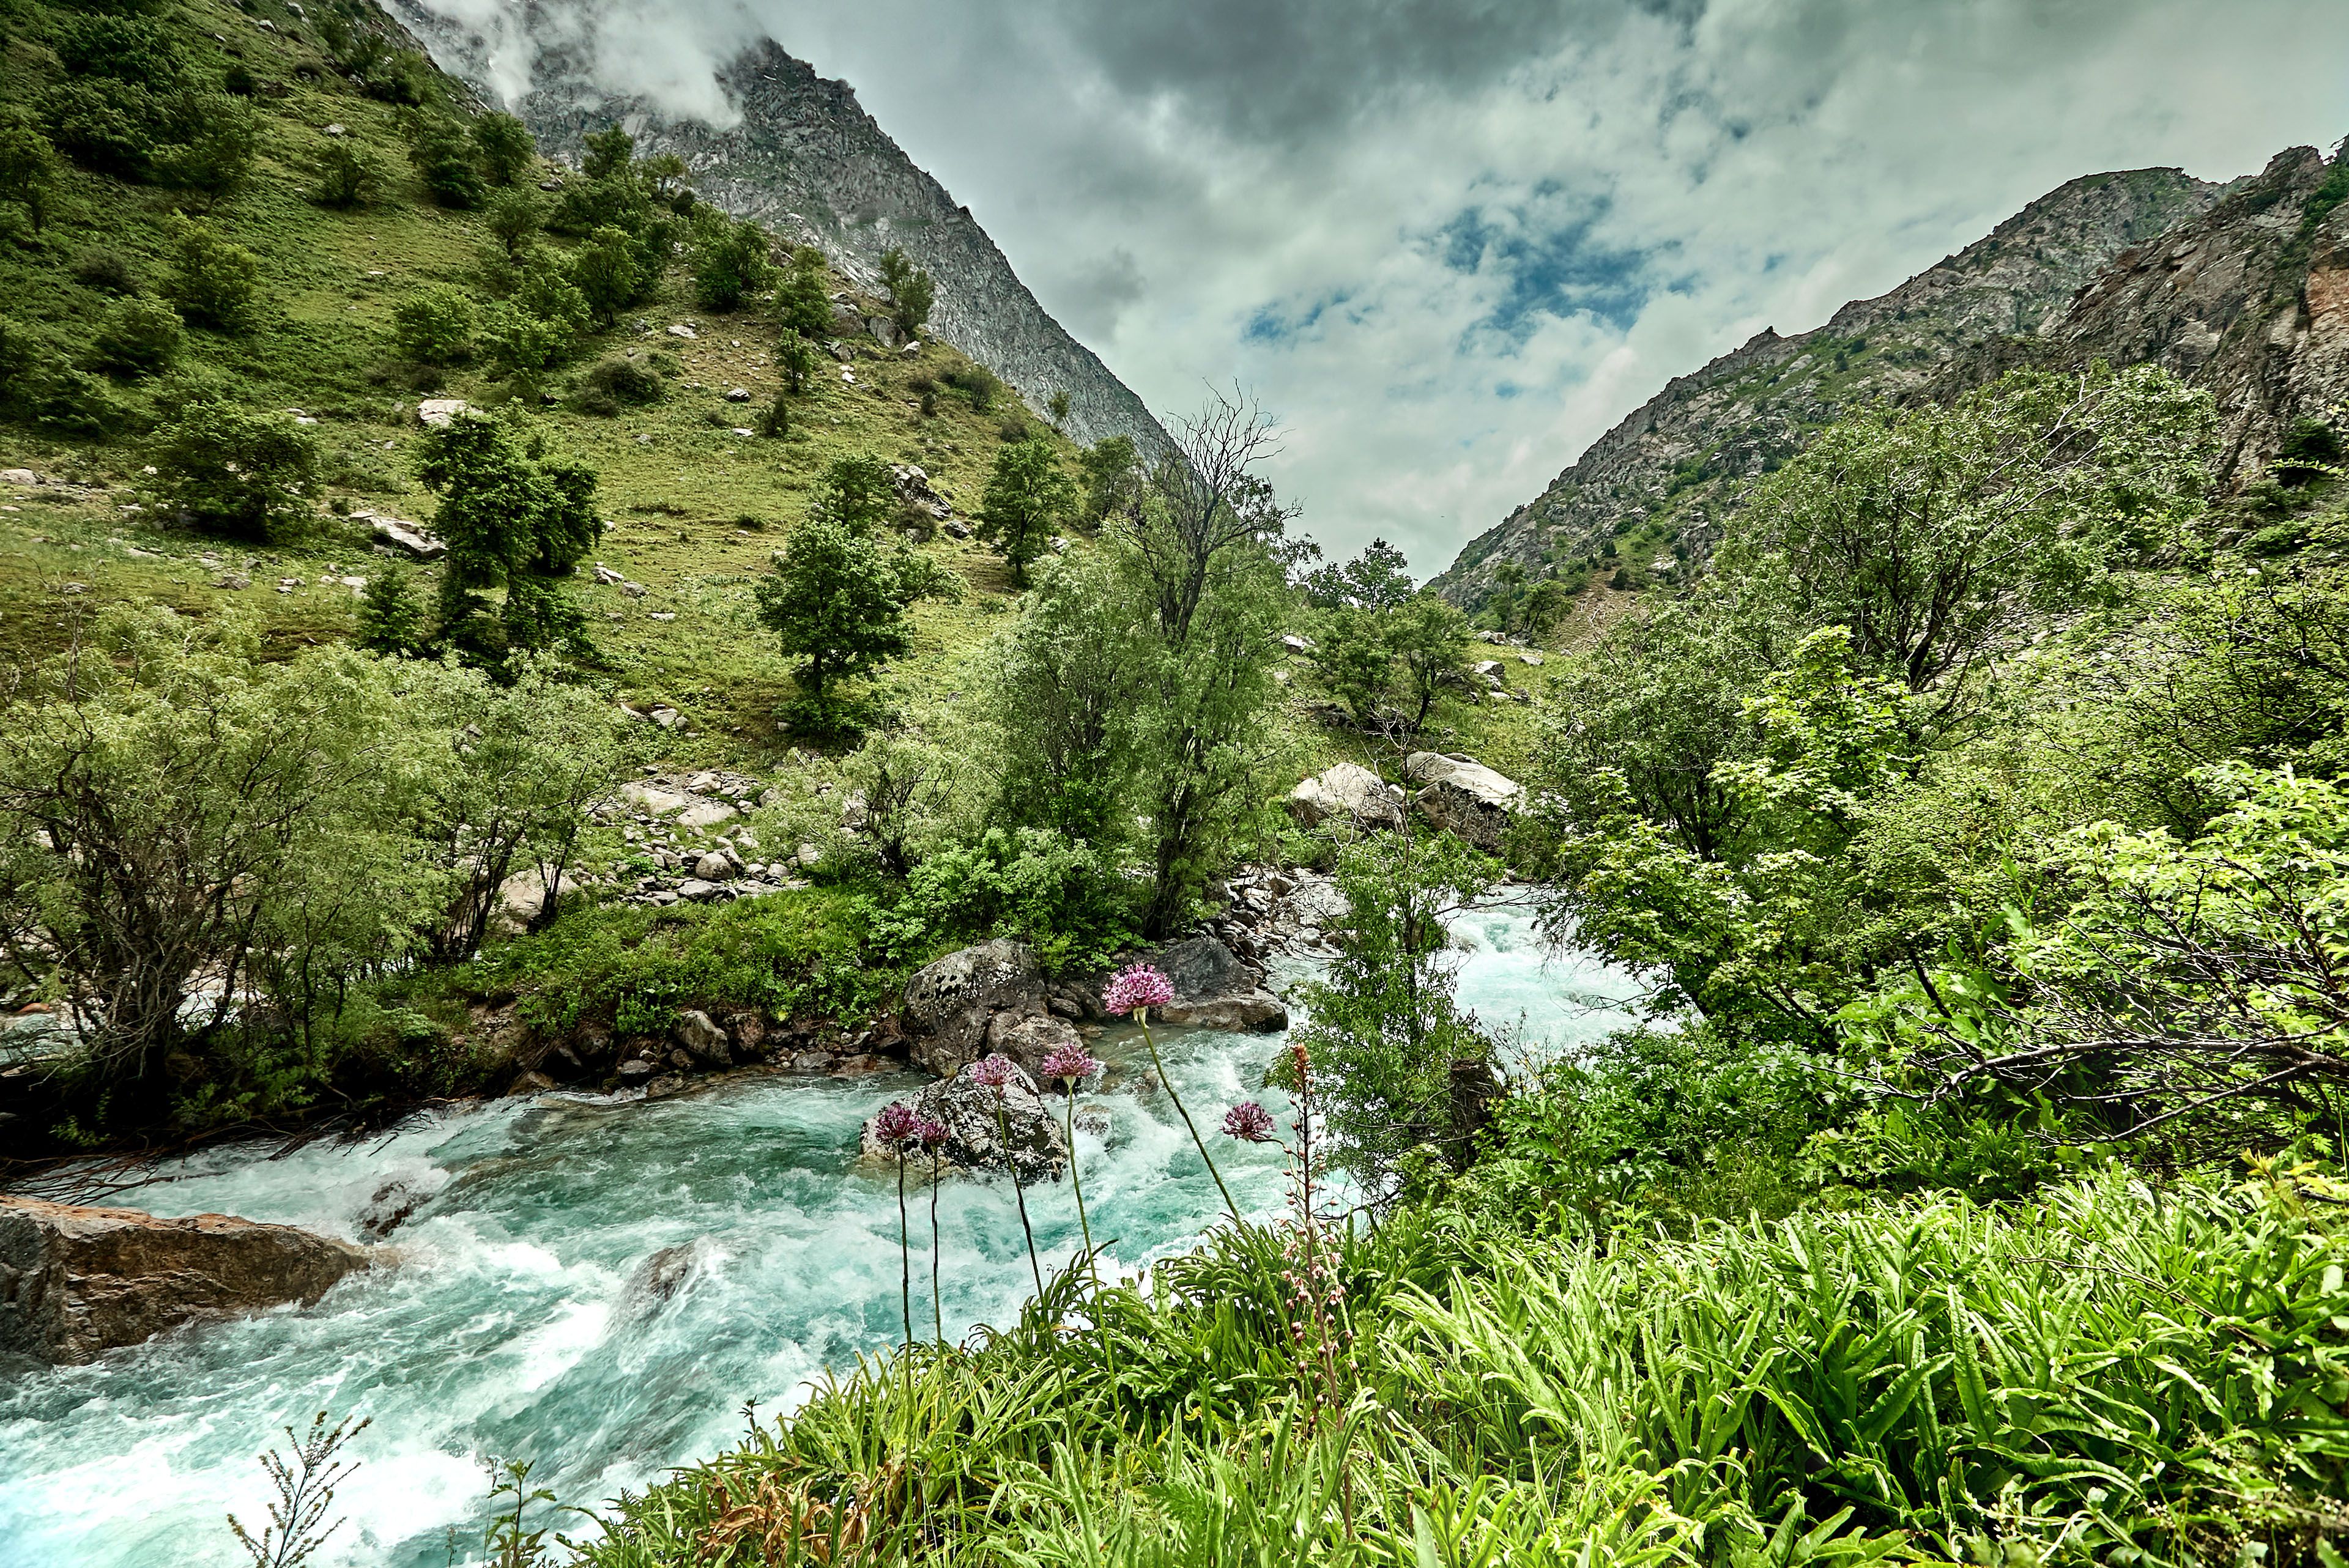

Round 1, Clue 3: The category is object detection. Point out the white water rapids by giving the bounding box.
[0,903,1639,1567]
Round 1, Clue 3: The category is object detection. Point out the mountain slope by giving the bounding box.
[2044,144,2349,486]
[385,5,1171,456]
[1430,166,2225,610]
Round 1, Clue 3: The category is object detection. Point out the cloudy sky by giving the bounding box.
[429,0,2347,576]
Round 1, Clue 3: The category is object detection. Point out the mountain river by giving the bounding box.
[0,901,1641,1567]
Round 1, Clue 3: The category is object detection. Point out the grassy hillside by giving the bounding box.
[0,0,1556,773]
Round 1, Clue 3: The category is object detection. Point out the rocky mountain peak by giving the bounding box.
[1430,165,2224,610]
[384,7,1170,455]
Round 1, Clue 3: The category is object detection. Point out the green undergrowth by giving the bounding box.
[575,1174,2349,1567]
[404,887,903,1041]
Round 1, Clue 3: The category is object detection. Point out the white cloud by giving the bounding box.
[420,0,2349,577]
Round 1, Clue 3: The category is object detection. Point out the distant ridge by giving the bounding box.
[385,6,1172,456]
[1430,165,2228,609]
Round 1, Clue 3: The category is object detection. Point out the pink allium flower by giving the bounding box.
[1102,963,1176,1018]
[1222,1101,1277,1142]
[874,1100,918,1144]
[972,1053,1017,1090]
[915,1114,948,1149]
[1039,1041,1104,1085]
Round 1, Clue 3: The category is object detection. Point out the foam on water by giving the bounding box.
[0,904,1636,1567]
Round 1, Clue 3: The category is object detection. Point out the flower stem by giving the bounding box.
[1140,1015,1242,1224]
[895,1156,913,1351]
[1063,1087,1119,1397]
[992,1096,1047,1301]
[929,1148,944,1345]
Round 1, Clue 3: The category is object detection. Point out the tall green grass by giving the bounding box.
[574,1174,2348,1566]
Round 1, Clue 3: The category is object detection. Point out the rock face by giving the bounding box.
[387,13,1170,455]
[860,1060,1067,1184]
[902,939,1044,1076]
[1090,935,1288,1032]
[1406,753,1521,852]
[0,1197,371,1366]
[2038,145,2349,489]
[1431,166,2225,611]
[1287,763,1407,832]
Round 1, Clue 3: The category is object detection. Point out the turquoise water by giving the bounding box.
[0,903,1639,1567]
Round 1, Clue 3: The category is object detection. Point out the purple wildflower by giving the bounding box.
[1102,963,1176,1018]
[1222,1101,1278,1143]
[1040,1041,1104,1087]
[915,1114,948,1150]
[972,1052,1017,1090]
[875,1100,918,1145]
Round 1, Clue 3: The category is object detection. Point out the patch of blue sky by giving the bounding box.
[1242,287,1358,345]
[1435,191,1657,341]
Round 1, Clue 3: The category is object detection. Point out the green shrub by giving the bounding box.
[450,890,898,1039]
[40,80,154,177]
[390,286,477,366]
[407,117,484,209]
[576,355,664,414]
[147,401,321,539]
[472,112,536,187]
[166,220,259,331]
[70,248,138,294]
[89,296,184,377]
[312,140,380,208]
[944,363,1001,412]
[866,826,1136,972]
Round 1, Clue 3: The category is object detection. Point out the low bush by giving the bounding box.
[574,354,664,415]
[438,889,899,1039]
[88,296,183,377]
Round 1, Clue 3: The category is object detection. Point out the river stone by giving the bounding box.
[674,1010,731,1066]
[1405,752,1521,852]
[861,1060,1066,1183]
[984,1009,1085,1081]
[0,1197,371,1366]
[1286,762,1406,832]
[902,939,1043,1077]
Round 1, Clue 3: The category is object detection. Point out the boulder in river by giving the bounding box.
[860,1060,1067,1184]
[984,1008,1086,1082]
[1405,752,1521,852]
[1130,936,1288,1031]
[902,939,1044,1076]
[1286,762,1406,832]
[0,1196,372,1366]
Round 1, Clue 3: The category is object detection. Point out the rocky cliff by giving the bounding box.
[384,6,1171,456]
[1430,166,2230,610]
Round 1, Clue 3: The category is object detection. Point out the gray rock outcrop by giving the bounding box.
[0,1197,372,1366]
[859,1060,1067,1184]
[902,939,1044,1076]
[1287,763,1407,832]
[1406,753,1521,852]
[1076,935,1287,1032]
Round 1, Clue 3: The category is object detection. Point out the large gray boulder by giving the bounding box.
[903,939,1044,1076]
[1286,763,1406,832]
[1405,753,1521,852]
[1083,935,1287,1032]
[0,1197,372,1366]
[859,1060,1067,1183]
[984,1008,1086,1082]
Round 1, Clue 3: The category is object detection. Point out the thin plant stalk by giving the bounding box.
[929,1145,944,1344]
[894,1155,913,1351]
[991,1095,1048,1301]
[1139,1011,1242,1223]
[1061,1085,1121,1396]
